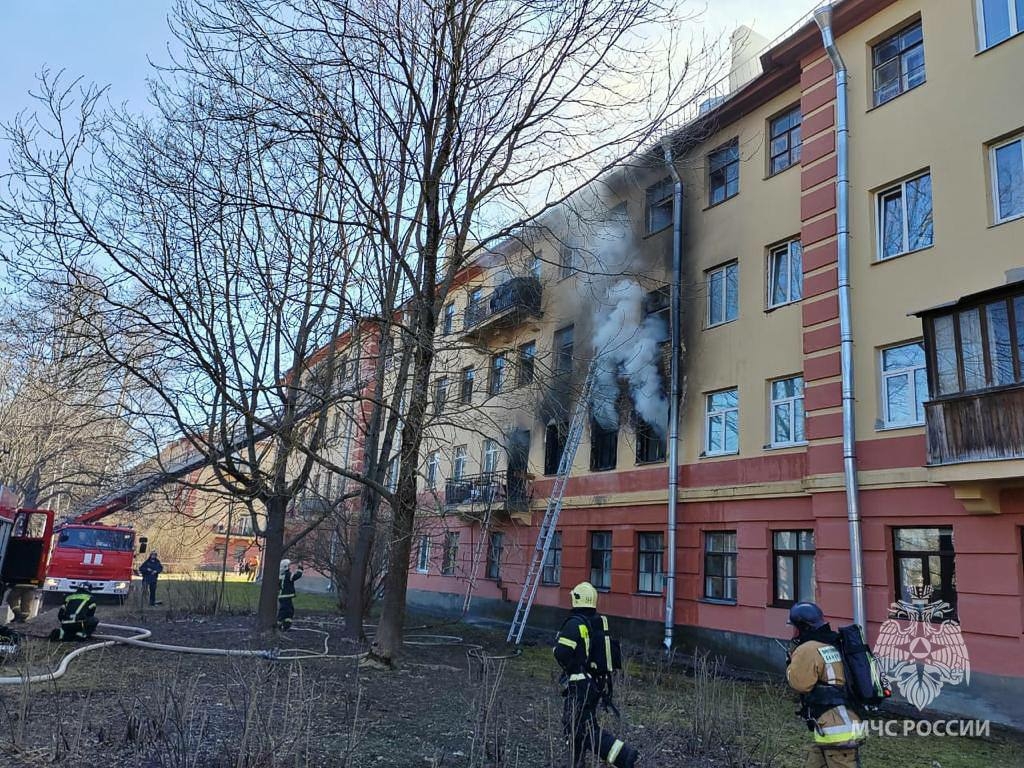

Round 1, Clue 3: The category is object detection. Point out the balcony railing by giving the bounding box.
[463,276,542,333]
[925,385,1024,465]
[444,470,530,511]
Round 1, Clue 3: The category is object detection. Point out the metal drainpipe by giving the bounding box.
[813,5,865,629]
[661,141,684,650]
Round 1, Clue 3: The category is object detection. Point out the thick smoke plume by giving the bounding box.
[591,279,669,434]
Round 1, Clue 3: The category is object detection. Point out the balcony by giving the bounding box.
[443,470,532,523]
[462,276,542,338]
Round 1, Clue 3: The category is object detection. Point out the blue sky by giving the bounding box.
[1,1,815,128]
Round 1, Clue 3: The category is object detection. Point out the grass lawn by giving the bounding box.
[127,574,338,614]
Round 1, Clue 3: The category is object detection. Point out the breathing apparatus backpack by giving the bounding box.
[836,623,891,712]
[585,614,623,675]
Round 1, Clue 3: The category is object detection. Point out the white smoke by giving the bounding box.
[591,279,669,434]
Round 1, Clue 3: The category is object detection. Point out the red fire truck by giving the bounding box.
[0,506,56,620]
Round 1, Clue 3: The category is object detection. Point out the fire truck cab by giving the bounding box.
[42,523,139,598]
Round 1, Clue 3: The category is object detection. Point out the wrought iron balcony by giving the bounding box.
[462,276,542,336]
[925,385,1024,466]
[443,470,531,519]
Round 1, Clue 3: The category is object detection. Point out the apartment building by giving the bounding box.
[402,0,1024,721]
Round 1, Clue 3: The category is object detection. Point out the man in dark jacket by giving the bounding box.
[48,587,99,641]
[277,559,303,630]
[138,552,164,607]
[553,581,639,768]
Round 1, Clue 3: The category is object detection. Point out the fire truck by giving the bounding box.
[0,506,56,622]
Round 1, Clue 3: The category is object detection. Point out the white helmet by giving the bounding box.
[279,559,291,573]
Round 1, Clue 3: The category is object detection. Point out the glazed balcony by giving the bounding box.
[443,470,531,522]
[462,276,542,338]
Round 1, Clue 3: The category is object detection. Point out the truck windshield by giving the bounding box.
[57,528,135,551]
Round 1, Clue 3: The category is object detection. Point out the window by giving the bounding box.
[452,445,467,480]
[645,177,674,234]
[426,450,441,490]
[434,376,448,413]
[590,531,613,590]
[877,173,933,260]
[769,106,802,175]
[978,0,1023,49]
[416,535,430,573]
[442,532,459,575]
[881,342,927,427]
[705,389,739,456]
[460,366,475,404]
[529,254,543,279]
[992,134,1024,223]
[559,244,578,279]
[770,376,806,447]
[467,287,484,326]
[708,139,740,205]
[707,262,739,326]
[704,531,738,602]
[544,421,567,475]
[872,21,925,106]
[542,531,562,585]
[893,527,957,617]
[768,240,803,308]
[482,438,500,475]
[486,532,504,580]
[442,302,455,335]
[517,341,536,386]
[489,352,507,395]
[927,292,1024,395]
[554,325,574,375]
[773,531,815,607]
[635,420,666,463]
[637,532,664,594]
[589,418,618,472]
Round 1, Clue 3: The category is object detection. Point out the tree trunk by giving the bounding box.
[345,488,379,639]
[256,496,287,630]
[370,303,436,665]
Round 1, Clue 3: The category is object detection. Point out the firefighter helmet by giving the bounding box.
[570,581,598,609]
[279,559,291,573]
[788,601,826,631]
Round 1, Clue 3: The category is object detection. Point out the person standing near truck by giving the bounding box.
[138,551,164,606]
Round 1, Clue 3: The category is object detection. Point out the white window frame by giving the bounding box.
[767,240,803,308]
[442,302,455,334]
[876,172,934,260]
[991,133,1024,224]
[704,388,739,456]
[426,450,441,490]
[706,262,739,327]
[482,438,500,475]
[645,177,674,234]
[977,0,1023,49]
[452,445,467,480]
[415,535,430,573]
[880,342,927,428]
[769,376,806,448]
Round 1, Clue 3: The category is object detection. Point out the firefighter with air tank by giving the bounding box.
[48,586,99,641]
[553,581,639,768]
[786,601,867,768]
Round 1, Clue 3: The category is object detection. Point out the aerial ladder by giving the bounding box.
[506,360,596,644]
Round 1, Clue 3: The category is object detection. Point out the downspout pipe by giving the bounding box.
[813,5,865,629]
[661,140,684,651]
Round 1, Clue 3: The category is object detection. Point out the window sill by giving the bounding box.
[634,458,667,466]
[875,421,925,433]
[975,29,1024,55]
[992,211,1024,228]
[764,441,808,451]
[705,318,738,330]
[699,597,737,606]
[765,300,800,313]
[702,194,739,212]
[874,243,934,264]
[642,224,672,240]
[415,569,429,575]
[866,80,926,113]
[700,450,740,459]
[764,162,798,180]
[635,591,664,598]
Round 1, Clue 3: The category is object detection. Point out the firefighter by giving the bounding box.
[553,582,639,768]
[48,587,99,641]
[786,602,865,768]
[138,551,164,606]
[277,559,303,630]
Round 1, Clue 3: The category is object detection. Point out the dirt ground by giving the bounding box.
[0,594,1021,768]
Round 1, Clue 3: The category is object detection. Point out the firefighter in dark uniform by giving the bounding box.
[553,581,639,768]
[48,587,99,641]
[786,602,865,768]
[276,559,303,630]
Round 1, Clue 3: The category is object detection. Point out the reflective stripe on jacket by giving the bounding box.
[787,639,864,747]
